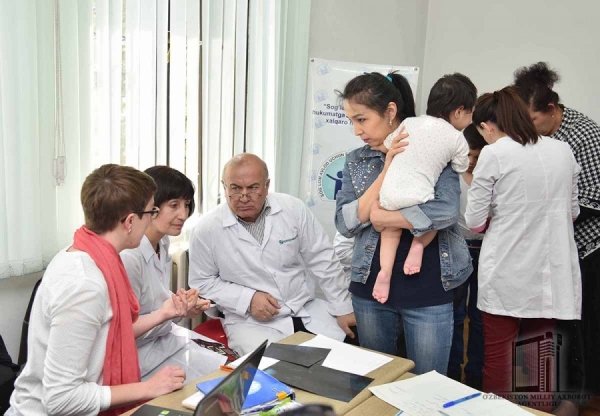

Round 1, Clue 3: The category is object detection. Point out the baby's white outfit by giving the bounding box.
[380,115,469,210]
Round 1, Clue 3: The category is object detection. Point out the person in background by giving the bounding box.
[447,124,487,390]
[335,71,473,375]
[514,62,600,415]
[121,166,227,382]
[465,88,581,412]
[189,153,356,355]
[7,164,187,416]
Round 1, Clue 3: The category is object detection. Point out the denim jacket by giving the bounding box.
[334,145,473,291]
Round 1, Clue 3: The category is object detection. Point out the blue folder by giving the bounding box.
[197,369,293,412]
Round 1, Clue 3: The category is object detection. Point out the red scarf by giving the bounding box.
[73,226,141,416]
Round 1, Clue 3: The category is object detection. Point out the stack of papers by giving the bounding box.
[369,371,532,416]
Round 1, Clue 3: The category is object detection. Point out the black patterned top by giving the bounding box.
[552,107,600,258]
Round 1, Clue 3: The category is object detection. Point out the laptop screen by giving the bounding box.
[194,340,267,416]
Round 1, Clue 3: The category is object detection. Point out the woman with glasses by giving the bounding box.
[7,164,188,416]
[121,166,227,382]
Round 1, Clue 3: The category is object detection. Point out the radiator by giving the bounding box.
[170,247,204,329]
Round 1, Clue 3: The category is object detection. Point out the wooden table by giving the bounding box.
[345,373,553,416]
[123,331,415,415]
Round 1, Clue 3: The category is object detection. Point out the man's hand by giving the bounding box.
[249,291,281,322]
[336,312,357,339]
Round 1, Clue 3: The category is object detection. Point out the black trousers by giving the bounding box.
[581,248,600,395]
[554,247,600,404]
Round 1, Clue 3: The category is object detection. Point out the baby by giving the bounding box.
[373,73,476,304]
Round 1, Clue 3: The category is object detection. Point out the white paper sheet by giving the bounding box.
[182,391,205,410]
[227,353,279,370]
[300,334,392,376]
[369,371,531,416]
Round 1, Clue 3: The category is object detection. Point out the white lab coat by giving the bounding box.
[121,236,226,381]
[188,193,353,344]
[465,136,581,319]
[333,232,354,281]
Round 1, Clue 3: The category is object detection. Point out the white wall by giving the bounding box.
[420,0,600,122]
[309,0,430,105]
[0,271,43,360]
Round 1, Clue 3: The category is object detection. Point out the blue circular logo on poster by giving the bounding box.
[317,152,347,201]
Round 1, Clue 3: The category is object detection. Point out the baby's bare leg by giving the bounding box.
[404,230,438,275]
[374,227,402,304]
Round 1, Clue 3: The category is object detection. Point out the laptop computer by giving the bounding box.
[193,340,267,416]
[132,340,267,416]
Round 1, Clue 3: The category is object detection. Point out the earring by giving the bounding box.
[389,118,393,126]
[128,228,132,234]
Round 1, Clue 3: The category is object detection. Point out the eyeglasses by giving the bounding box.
[120,206,160,223]
[227,189,263,201]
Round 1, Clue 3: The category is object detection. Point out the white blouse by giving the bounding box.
[465,136,581,319]
[7,250,112,415]
[121,236,225,380]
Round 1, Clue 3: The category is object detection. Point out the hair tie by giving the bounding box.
[385,75,393,82]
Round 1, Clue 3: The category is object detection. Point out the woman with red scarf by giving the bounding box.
[7,164,190,416]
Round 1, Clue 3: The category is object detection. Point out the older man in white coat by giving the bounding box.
[189,153,356,354]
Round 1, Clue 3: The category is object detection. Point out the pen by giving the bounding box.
[199,295,216,304]
[442,392,482,408]
[220,365,234,372]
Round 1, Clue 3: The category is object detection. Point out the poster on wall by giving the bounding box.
[299,58,419,239]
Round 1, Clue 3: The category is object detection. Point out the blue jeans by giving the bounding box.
[449,244,484,379]
[352,296,453,375]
